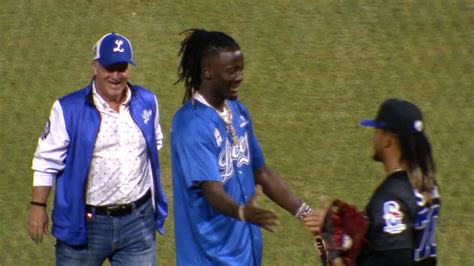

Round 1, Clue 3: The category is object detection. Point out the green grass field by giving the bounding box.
[1,0,473,265]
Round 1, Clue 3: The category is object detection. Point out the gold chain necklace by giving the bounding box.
[194,93,239,145]
[217,102,238,145]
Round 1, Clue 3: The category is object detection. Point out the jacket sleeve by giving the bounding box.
[31,100,70,186]
[153,95,164,151]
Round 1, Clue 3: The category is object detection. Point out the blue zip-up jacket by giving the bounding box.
[52,81,167,246]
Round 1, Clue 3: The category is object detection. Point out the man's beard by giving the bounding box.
[372,152,382,162]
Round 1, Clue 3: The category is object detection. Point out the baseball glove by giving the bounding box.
[314,200,369,266]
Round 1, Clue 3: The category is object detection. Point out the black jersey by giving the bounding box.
[357,171,439,266]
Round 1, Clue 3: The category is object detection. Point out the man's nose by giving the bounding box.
[111,71,121,79]
[235,70,244,82]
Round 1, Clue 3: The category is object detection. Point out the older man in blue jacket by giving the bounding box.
[27,32,167,266]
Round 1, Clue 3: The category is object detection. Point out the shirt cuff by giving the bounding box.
[33,172,55,186]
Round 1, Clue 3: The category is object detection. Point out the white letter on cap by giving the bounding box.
[113,40,124,52]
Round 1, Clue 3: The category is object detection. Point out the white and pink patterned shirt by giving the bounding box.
[32,83,164,205]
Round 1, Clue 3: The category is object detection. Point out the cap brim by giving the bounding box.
[98,57,136,68]
[359,119,378,128]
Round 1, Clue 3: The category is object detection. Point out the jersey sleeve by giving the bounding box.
[236,101,265,171]
[248,117,265,170]
[366,180,418,251]
[174,122,221,188]
[31,100,70,186]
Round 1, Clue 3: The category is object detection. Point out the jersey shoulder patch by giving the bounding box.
[382,201,407,234]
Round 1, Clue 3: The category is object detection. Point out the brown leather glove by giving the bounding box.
[315,200,369,266]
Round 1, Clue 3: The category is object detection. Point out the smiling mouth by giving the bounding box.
[109,81,123,87]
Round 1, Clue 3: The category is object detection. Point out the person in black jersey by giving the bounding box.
[304,98,440,266]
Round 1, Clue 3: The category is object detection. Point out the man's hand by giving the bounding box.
[242,185,278,232]
[303,196,331,235]
[303,209,326,235]
[201,182,278,231]
[332,258,345,266]
[27,204,50,244]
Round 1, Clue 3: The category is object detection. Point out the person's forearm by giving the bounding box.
[31,186,52,204]
[254,166,301,214]
[202,181,239,219]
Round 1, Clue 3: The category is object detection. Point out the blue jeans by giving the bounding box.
[55,199,156,266]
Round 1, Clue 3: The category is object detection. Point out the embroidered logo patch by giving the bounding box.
[214,128,222,147]
[414,120,423,132]
[142,109,152,124]
[40,119,51,140]
[113,39,124,52]
[382,201,406,234]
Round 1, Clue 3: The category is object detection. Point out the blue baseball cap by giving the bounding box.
[92,32,135,68]
[360,98,424,135]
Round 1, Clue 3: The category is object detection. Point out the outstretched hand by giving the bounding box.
[243,185,279,232]
[303,196,331,236]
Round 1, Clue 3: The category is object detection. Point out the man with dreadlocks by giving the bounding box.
[170,28,313,265]
[304,99,440,266]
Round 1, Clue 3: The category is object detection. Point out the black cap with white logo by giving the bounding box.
[360,98,424,135]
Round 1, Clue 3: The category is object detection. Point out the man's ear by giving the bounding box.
[202,66,212,80]
[92,61,98,76]
[201,62,212,79]
[201,55,215,80]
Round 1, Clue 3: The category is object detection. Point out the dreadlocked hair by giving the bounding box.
[175,28,241,103]
[398,131,438,200]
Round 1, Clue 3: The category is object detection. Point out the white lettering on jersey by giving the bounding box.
[382,201,407,234]
[414,185,440,261]
[239,115,249,128]
[217,132,250,183]
[113,40,124,52]
[214,128,222,147]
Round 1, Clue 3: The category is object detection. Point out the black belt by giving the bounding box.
[86,190,151,217]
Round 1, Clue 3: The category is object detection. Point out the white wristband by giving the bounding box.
[238,205,246,222]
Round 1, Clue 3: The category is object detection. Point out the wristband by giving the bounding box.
[294,200,312,221]
[30,201,47,207]
[238,205,246,222]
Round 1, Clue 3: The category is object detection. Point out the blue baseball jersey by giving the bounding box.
[171,98,266,266]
